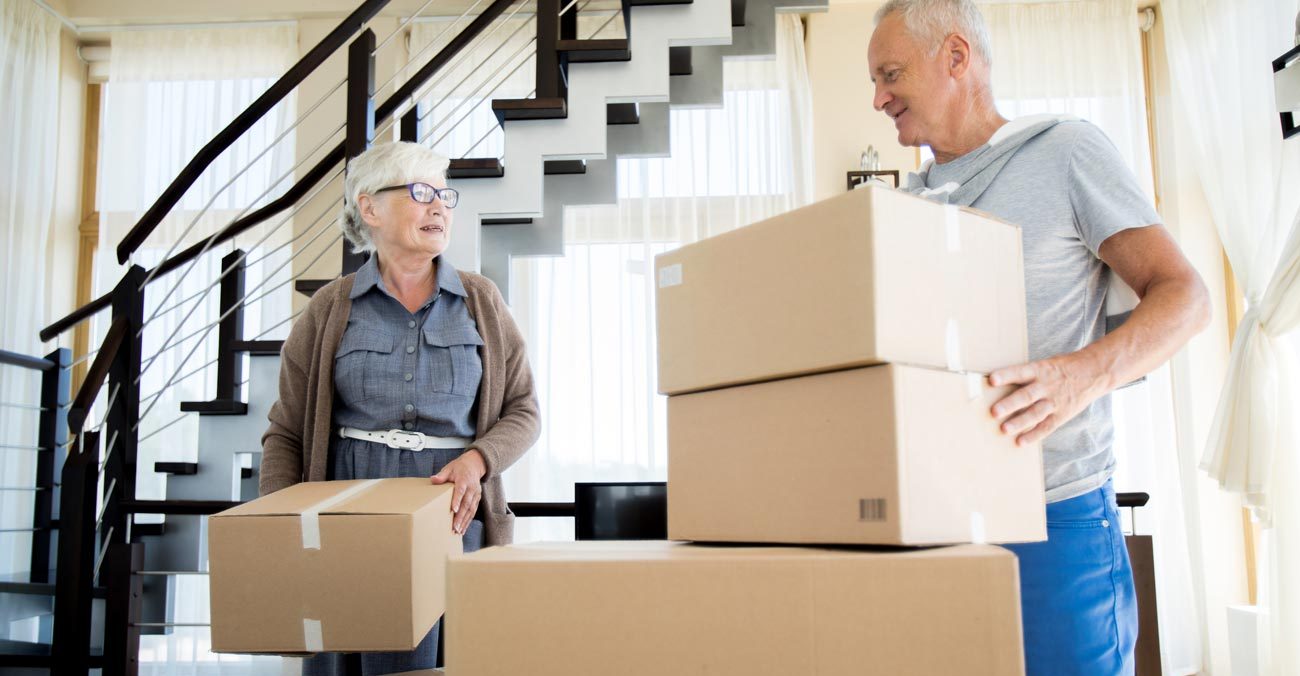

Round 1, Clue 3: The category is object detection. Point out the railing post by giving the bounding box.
[31,347,71,583]
[216,250,245,402]
[103,541,145,676]
[535,0,566,100]
[102,265,146,552]
[343,28,377,276]
[51,428,101,675]
[401,104,422,143]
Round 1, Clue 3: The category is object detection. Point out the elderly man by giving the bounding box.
[868,1,1210,674]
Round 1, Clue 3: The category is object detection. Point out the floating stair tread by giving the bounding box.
[492,97,567,123]
[558,39,631,62]
[232,340,284,355]
[178,399,248,416]
[154,462,198,476]
[449,158,505,179]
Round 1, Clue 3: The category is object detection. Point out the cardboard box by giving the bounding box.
[654,184,1027,395]
[446,541,1024,676]
[208,478,460,654]
[668,364,1046,546]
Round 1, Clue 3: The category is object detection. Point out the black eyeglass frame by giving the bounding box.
[374,182,459,208]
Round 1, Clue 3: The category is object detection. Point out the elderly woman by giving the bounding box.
[259,141,540,674]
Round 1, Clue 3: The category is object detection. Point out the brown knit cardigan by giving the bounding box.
[258,270,540,546]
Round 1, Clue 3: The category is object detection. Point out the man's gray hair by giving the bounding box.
[340,141,451,254]
[874,0,993,66]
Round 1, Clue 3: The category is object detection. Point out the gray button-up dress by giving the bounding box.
[304,254,484,676]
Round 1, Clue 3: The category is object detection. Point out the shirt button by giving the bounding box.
[404,373,413,381]
[1101,519,1110,528]
[406,345,415,354]
[405,404,414,413]
[408,320,416,329]
[403,422,413,430]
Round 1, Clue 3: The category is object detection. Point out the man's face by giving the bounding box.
[868,12,955,149]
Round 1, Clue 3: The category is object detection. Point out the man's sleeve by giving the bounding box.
[1067,122,1162,257]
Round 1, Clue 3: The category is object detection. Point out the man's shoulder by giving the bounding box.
[1023,118,1098,150]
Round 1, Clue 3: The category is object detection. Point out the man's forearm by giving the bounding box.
[1068,273,1212,397]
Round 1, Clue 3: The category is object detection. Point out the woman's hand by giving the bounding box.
[430,450,487,534]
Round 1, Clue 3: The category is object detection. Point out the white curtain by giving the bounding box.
[1163,2,1300,673]
[981,1,1204,671]
[504,14,813,543]
[94,24,299,676]
[984,0,1154,192]
[0,0,60,582]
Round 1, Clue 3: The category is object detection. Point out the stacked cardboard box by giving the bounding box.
[208,478,460,654]
[444,185,1047,675]
[655,183,1045,546]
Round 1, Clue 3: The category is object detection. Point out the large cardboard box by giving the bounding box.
[208,478,460,654]
[654,183,1027,395]
[668,364,1046,546]
[446,541,1025,676]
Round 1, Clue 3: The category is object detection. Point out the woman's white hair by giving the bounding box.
[874,0,993,67]
[340,141,451,254]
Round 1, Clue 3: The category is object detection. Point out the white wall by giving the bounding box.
[805,2,918,202]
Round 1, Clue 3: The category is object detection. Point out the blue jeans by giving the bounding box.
[1004,480,1138,676]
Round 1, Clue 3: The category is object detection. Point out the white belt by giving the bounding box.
[337,427,472,451]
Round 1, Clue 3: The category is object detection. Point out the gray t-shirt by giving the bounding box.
[926,120,1160,503]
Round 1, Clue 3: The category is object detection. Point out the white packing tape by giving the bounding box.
[945,319,964,372]
[303,618,324,652]
[944,205,961,253]
[300,479,383,550]
[969,512,987,545]
[658,263,683,289]
[966,372,984,401]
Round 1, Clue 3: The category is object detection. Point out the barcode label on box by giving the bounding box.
[658,264,683,288]
[859,498,887,522]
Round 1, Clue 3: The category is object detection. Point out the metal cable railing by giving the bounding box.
[138,357,219,408]
[372,0,441,56]
[372,0,492,103]
[415,18,536,128]
[134,78,349,295]
[373,0,533,141]
[136,188,344,382]
[148,165,348,325]
[133,228,343,428]
[425,41,537,148]
[136,122,347,337]
[132,1,539,405]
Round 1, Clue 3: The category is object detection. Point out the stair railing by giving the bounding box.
[24,0,625,668]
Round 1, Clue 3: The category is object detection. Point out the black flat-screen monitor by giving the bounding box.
[574,482,667,541]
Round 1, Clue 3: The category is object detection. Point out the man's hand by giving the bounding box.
[430,449,487,535]
[988,352,1111,447]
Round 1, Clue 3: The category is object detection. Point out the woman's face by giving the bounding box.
[360,175,454,260]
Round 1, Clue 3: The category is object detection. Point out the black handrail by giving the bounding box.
[113,0,393,265]
[66,316,127,434]
[43,0,520,344]
[0,348,55,372]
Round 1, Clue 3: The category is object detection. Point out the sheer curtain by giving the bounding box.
[94,23,299,676]
[1161,1,1300,673]
[504,15,813,542]
[0,0,60,580]
[982,1,1203,671]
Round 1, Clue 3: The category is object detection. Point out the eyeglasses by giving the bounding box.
[374,182,459,208]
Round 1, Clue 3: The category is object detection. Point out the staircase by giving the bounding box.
[3,0,825,671]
